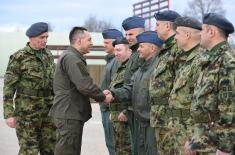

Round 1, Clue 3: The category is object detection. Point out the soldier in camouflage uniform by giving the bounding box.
[99,29,123,155]
[3,22,56,155]
[121,16,145,155]
[148,10,181,155]
[185,13,235,155]
[165,17,204,155]
[106,31,163,155]
[109,37,132,155]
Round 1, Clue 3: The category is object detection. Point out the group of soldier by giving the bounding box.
[99,10,235,155]
[2,9,235,155]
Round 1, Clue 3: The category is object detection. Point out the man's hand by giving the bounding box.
[184,140,196,155]
[216,149,231,155]
[103,90,113,104]
[118,112,128,122]
[5,117,16,128]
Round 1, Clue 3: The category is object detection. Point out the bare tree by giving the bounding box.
[83,15,114,32]
[183,0,226,21]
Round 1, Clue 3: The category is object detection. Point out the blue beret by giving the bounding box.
[203,13,234,35]
[154,10,181,22]
[136,31,163,47]
[112,37,129,47]
[175,16,202,30]
[122,16,145,31]
[102,29,123,39]
[26,22,48,37]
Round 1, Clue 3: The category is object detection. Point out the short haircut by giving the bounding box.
[69,26,87,44]
[207,25,227,39]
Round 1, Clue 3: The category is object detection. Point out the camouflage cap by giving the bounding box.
[175,16,202,30]
[26,22,49,37]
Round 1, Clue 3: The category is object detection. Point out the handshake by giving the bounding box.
[103,90,114,104]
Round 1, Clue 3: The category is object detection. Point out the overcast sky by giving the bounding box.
[0,0,234,32]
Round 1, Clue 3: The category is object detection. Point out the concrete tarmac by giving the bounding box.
[0,78,109,155]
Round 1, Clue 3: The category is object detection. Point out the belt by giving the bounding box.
[151,96,168,106]
[193,112,220,124]
[17,88,53,97]
[166,108,191,118]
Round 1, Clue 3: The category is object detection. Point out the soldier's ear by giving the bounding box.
[187,31,192,39]
[208,26,215,37]
[76,37,82,46]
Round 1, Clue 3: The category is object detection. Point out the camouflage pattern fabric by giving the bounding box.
[111,113,132,155]
[149,35,179,128]
[110,60,132,155]
[190,41,235,154]
[3,43,56,154]
[16,116,56,155]
[149,35,185,155]
[165,45,204,154]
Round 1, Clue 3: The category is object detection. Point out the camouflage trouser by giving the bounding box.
[15,116,56,155]
[111,111,132,155]
[190,123,235,154]
[155,126,177,155]
[154,117,191,155]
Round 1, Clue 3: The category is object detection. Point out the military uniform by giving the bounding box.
[190,41,235,154]
[113,54,159,155]
[149,35,180,154]
[100,54,119,155]
[121,16,145,155]
[110,59,132,155]
[124,43,145,155]
[112,31,163,155]
[3,43,56,154]
[49,46,105,155]
[100,28,123,155]
[166,45,204,154]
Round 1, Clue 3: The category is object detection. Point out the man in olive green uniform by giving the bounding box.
[165,17,204,155]
[148,10,181,155]
[121,16,145,155]
[3,22,56,155]
[105,31,163,155]
[109,37,132,155]
[49,27,111,155]
[185,13,235,155]
[100,29,123,155]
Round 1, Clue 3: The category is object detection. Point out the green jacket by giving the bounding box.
[49,46,105,122]
[112,54,158,122]
[99,54,119,111]
[3,43,55,119]
[124,43,144,84]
